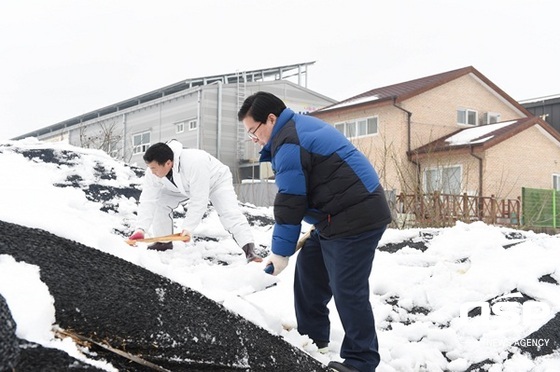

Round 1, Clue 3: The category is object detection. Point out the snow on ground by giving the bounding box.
[1,138,560,371]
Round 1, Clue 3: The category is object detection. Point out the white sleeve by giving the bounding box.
[180,152,211,233]
[135,169,161,231]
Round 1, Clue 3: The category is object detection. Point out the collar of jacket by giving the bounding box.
[165,139,186,194]
[166,139,183,173]
[259,108,295,162]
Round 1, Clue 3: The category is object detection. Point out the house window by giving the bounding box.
[358,117,378,136]
[132,131,151,155]
[457,109,478,126]
[334,116,378,138]
[176,122,185,133]
[188,119,198,131]
[423,165,462,194]
[335,123,345,134]
[554,174,560,191]
[346,121,357,137]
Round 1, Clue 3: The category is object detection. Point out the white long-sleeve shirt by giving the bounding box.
[135,141,230,234]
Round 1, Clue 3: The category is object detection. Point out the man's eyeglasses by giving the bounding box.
[247,121,264,140]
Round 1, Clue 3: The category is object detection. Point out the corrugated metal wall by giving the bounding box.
[61,80,335,188]
[522,97,560,134]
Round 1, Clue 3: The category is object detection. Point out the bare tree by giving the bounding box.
[79,120,123,158]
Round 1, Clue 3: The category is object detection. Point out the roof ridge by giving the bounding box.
[316,66,475,112]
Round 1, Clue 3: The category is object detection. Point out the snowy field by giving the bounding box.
[1,139,560,372]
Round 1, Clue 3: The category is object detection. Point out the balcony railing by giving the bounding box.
[393,192,521,228]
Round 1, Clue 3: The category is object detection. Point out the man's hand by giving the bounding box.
[242,243,263,263]
[128,229,145,240]
[264,254,289,276]
[180,229,192,242]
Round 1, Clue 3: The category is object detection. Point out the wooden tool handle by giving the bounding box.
[296,227,314,251]
[126,233,191,246]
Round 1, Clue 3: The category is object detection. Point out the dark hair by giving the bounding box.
[143,142,174,164]
[237,91,287,122]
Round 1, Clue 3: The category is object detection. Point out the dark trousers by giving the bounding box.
[294,226,386,372]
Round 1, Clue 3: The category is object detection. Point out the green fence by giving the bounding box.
[522,187,560,228]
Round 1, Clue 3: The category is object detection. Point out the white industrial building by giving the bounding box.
[14,62,335,197]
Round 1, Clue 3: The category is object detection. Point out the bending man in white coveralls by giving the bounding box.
[128,140,262,262]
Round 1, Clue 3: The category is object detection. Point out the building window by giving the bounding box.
[423,165,462,194]
[132,131,151,155]
[239,165,260,180]
[554,174,560,191]
[358,117,378,136]
[457,109,478,126]
[335,123,345,134]
[346,121,357,137]
[175,119,196,133]
[335,116,378,138]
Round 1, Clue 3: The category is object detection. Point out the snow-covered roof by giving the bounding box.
[445,120,518,146]
[413,116,560,158]
[313,66,530,119]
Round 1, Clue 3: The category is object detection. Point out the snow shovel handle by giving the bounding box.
[264,227,314,275]
[126,233,190,246]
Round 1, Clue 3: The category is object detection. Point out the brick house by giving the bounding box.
[311,66,560,202]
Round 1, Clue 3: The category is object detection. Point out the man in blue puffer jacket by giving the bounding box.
[238,92,392,372]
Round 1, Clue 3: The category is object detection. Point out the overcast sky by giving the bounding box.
[1,0,559,141]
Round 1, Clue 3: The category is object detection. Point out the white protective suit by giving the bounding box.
[135,140,253,248]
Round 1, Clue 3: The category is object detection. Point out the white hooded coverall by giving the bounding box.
[135,140,253,248]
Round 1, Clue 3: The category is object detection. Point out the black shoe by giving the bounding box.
[328,361,359,372]
[147,242,173,251]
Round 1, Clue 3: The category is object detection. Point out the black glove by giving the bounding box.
[242,243,263,263]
